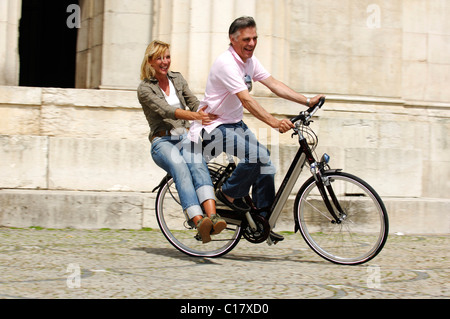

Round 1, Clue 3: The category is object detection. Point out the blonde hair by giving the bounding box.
[140,40,171,80]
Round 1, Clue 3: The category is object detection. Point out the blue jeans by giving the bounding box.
[202,121,276,210]
[151,134,214,219]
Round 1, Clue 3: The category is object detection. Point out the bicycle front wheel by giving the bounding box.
[155,177,242,258]
[294,171,388,265]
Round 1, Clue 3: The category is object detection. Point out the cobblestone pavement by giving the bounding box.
[0,227,448,299]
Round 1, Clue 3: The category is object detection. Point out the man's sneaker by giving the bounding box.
[215,188,250,212]
[210,214,227,235]
[196,217,213,244]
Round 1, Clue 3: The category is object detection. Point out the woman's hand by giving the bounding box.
[174,106,218,125]
[197,105,218,125]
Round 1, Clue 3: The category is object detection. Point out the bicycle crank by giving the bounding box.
[242,214,270,244]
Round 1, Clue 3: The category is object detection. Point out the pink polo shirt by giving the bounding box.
[188,46,271,142]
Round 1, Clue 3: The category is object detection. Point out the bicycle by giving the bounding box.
[153,97,389,265]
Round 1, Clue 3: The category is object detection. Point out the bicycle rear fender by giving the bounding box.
[152,174,172,193]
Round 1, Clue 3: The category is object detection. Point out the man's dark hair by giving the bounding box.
[228,16,257,40]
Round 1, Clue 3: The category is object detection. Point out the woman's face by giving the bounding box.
[149,49,171,78]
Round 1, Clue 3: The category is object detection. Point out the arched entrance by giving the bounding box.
[19,0,79,88]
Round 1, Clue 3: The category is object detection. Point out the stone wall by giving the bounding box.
[0,0,449,233]
[0,86,448,233]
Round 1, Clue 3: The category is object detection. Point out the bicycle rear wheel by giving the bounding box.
[294,171,388,265]
[155,177,242,258]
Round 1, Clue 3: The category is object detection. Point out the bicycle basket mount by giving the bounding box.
[207,162,228,184]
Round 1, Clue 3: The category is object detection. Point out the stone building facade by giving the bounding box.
[0,0,449,233]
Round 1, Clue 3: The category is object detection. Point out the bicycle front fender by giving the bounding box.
[293,169,342,233]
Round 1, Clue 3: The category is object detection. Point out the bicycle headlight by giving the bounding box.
[321,153,330,164]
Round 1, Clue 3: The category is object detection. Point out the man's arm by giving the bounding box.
[260,76,324,107]
[236,90,294,133]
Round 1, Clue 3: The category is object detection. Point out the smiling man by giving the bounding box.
[189,16,324,242]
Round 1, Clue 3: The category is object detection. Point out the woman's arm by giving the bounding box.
[175,106,218,125]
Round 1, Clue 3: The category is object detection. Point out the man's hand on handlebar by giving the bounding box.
[289,95,327,126]
[309,94,326,108]
[277,118,295,133]
[276,95,326,133]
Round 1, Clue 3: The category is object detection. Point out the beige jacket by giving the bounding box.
[137,71,199,141]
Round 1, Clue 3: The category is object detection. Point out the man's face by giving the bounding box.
[230,27,258,63]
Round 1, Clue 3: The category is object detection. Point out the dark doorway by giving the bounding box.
[19,0,79,88]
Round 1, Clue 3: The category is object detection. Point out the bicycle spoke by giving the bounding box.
[155,176,242,258]
[304,197,334,222]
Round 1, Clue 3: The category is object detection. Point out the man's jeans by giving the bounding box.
[202,121,276,211]
[151,134,214,219]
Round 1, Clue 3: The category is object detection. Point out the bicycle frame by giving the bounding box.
[213,98,343,238]
[155,98,340,233]
[267,131,312,230]
[267,125,345,230]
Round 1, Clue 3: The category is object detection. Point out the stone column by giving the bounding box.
[76,0,105,89]
[0,0,22,86]
[253,0,291,96]
[76,0,153,90]
[151,0,290,95]
[402,0,450,103]
[289,1,404,98]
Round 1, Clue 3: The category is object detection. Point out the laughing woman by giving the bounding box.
[137,40,226,243]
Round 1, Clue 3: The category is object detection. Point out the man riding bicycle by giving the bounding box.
[189,16,325,242]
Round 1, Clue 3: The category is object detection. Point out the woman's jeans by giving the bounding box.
[151,134,215,219]
[202,121,276,211]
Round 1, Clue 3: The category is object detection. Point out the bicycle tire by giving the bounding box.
[294,171,388,265]
[155,176,242,258]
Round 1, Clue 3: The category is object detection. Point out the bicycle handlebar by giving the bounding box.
[290,97,326,124]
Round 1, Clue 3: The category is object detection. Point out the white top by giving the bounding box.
[162,77,186,136]
[161,77,181,109]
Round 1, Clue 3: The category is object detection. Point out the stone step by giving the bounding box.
[1,189,448,234]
